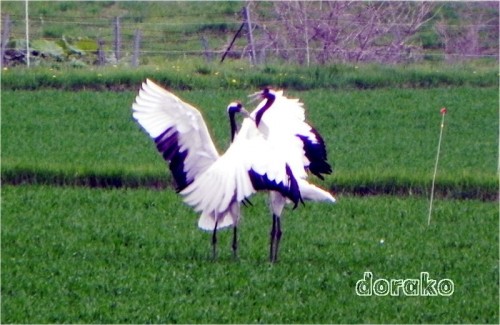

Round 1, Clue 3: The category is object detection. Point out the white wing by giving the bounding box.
[132,79,220,190]
[180,118,302,218]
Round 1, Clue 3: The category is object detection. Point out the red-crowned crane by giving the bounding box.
[132,79,302,260]
[231,87,336,262]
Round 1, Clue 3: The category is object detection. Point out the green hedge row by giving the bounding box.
[2,61,498,91]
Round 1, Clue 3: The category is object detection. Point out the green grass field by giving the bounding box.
[1,64,499,323]
[2,86,498,197]
[2,185,498,323]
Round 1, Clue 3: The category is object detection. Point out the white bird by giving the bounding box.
[132,79,302,259]
[236,87,336,262]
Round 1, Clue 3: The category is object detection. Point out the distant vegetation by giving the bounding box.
[1,1,498,67]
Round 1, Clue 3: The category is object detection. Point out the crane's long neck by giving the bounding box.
[255,94,275,127]
[229,111,237,142]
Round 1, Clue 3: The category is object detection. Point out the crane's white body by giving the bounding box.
[251,90,336,203]
[245,88,336,262]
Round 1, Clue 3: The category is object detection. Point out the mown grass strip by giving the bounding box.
[332,172,498,201]
[2,60,498,91]
[1,166,168,189]
[1,167,497,201]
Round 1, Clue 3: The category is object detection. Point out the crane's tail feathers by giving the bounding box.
[197,212,234,231]
[298,179,336,203]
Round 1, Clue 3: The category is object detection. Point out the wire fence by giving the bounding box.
[1,2,498,68]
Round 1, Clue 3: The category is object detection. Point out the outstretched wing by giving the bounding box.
[132,79,219,191]
[180,118,302,219]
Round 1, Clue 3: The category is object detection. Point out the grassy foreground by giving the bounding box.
[2,185,498,323]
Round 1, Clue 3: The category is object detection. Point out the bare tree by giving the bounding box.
[251,1,438,64]
[435,2,499,62]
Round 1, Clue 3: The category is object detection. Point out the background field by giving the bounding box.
[2,83,498,198]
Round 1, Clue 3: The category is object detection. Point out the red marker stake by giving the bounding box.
[428,107,447,226]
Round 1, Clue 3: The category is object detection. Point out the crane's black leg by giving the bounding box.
[268,192,286,263]
[232,226,238,259]
[270,214,280,263]
[212,221,218,260]
[274,216,282,263]
[269,214,275,262]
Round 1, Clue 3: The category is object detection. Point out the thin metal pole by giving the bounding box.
[428,108,447,225]
[25,0,30,67]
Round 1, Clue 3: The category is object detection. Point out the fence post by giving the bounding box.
[132,29,141,67]
[243,5,256,65]
[113,16,121,62]
[1,14,11,68]
[97,38,105,66]
[200,36,213,62]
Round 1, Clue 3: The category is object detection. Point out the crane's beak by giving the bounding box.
[240,107,250,117]
[247,90,263,103]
